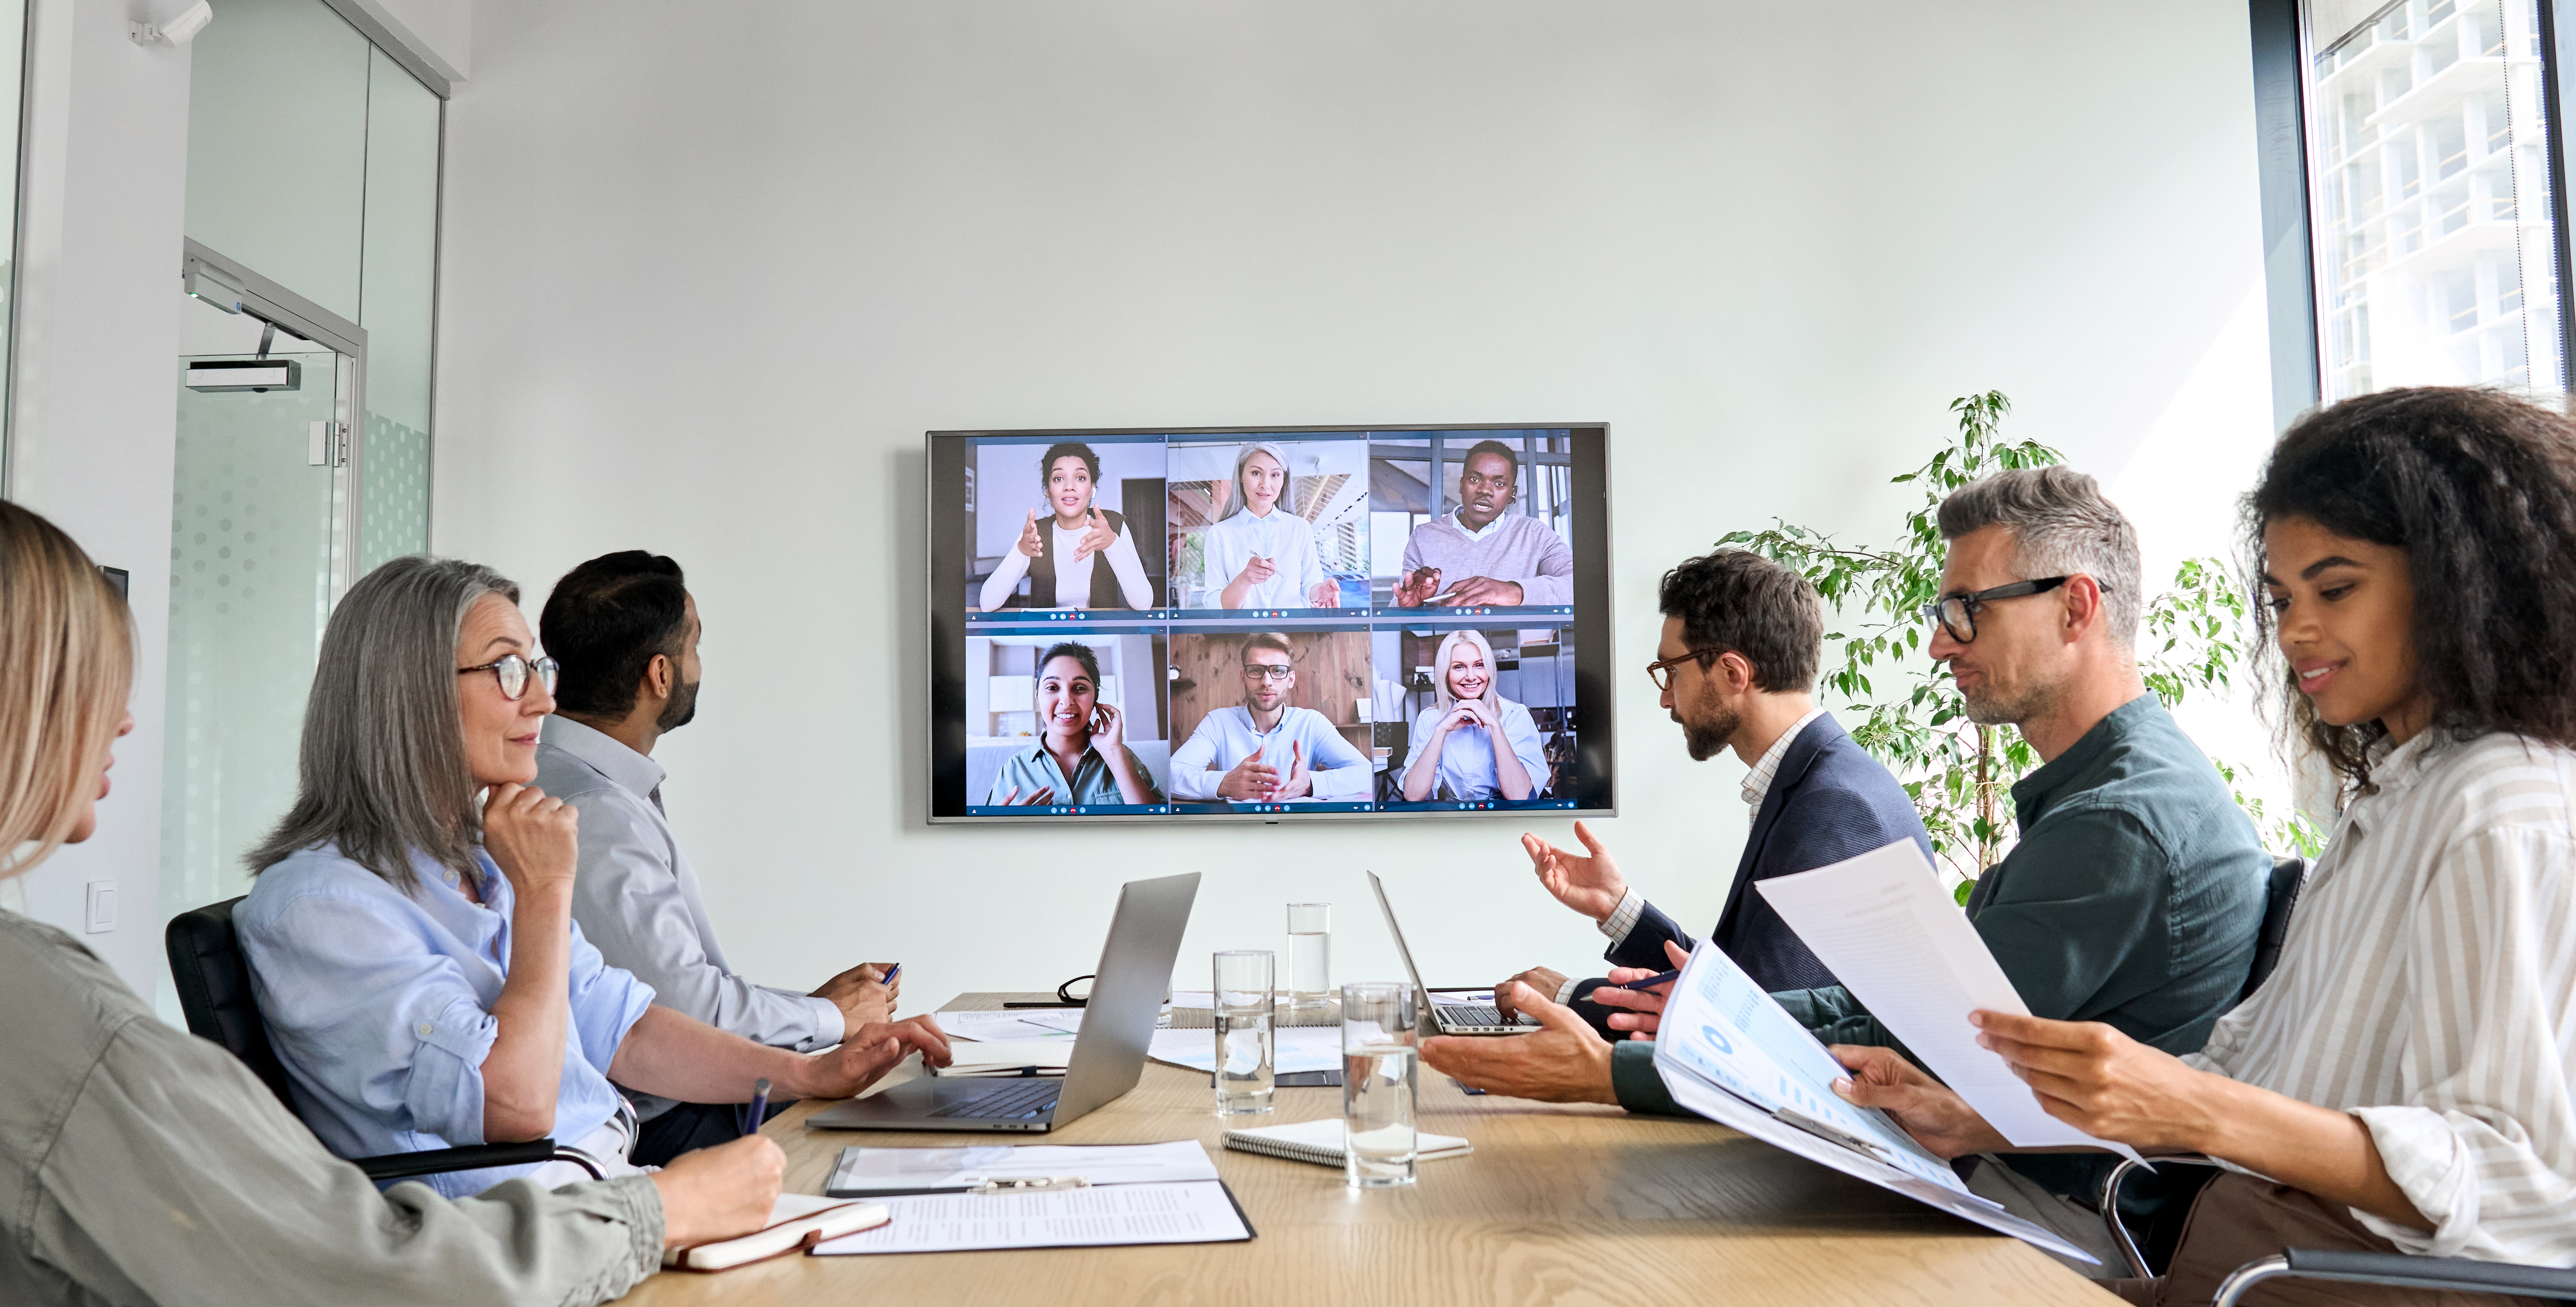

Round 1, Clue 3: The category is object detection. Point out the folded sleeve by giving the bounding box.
[37,1015,662,1307]
[562,788,839,1053]
[1168,717,1225,800]
[1304,715,1373,800]
[238,889,500,1148]
[2348,827,2576,1262]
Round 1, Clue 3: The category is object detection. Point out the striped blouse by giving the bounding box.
[2184,729,2576,1265]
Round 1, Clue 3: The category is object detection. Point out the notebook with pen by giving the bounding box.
[662,1194,890,1272]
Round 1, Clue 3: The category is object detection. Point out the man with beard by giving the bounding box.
[1424,470,2269,1267]
[535,551,897,1164]
[1486,549,1929,1027]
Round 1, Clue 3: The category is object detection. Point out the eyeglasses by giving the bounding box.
[1915,576,2101,644]
[1644,649,1725,692]
[1241,664,1295,682]
[457,654,560,701]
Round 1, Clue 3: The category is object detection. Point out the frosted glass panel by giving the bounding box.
[357,44,439,568]
[160,346,341,917]
[183,0,370,321]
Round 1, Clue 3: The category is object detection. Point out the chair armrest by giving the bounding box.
[351,1139,605,1183]
[2099,1154,2222,1279]
[2218,1250,2576,1307]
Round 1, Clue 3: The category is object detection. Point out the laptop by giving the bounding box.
[1367,870,1538,1037]
[806,871,1199,1132]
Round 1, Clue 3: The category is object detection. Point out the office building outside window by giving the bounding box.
[2304,0,2565,399]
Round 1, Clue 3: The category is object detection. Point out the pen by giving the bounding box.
[1597,969,1681,994]
[881,963,901,986]
[741,1076,771,1137]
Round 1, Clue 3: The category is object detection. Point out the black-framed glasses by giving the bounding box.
[1240,663,1295,682]
[1644,648,1725,692]
[1915,576,2101,644]
[457,654,559,701]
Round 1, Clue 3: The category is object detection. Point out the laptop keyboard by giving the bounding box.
[928,1079,1063,1120]
[1439,1004,1508,1026]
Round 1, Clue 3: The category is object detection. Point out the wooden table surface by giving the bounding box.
[623,994,2118,1307]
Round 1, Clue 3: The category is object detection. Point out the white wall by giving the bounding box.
[3,0,196,999]
[435,0,2275,1013]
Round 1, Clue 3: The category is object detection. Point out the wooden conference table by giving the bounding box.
[623,993,2118,1307]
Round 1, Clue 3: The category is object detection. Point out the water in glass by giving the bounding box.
[1214,950,1276,1115]
[1341,981,1418,1187]
[1287,902,1330,1012]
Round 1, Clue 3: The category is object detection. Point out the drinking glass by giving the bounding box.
[1340,981,1418,1187]
[1213,950,1276,1115]
[1286,902,1331,1013]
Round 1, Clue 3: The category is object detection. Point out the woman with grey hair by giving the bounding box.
[1199,440,1338,609]
[237,556,949,1198]
[0,505,782,1304]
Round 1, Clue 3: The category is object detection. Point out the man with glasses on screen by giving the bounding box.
[1424,469,2268,1268]
[1168,632,1373,805]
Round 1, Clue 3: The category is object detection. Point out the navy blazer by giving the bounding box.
[1576,713,1930,1019]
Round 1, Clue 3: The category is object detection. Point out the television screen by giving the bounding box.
[927,425,1615,822]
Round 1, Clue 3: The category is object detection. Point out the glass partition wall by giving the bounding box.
[159,0,442,948]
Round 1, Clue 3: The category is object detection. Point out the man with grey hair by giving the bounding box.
[1433,468,2271,1271]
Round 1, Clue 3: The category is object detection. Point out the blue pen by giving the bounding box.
[741,1077,771,1137]
[1598,968,1681,995]
[882,963,901,986]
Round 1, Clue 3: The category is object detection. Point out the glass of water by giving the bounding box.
[1340,981,1419,1187]
[1213,950,1276,1115]
[1287,902,1331,1013]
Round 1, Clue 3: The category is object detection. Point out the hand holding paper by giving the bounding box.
[1755,839,2143,1161]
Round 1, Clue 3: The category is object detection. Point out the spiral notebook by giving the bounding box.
[1221,1118,1472,1167]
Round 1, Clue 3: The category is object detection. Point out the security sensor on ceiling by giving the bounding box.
[129,0,213,48]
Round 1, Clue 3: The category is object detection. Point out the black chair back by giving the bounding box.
[165,896,299,1111]
[2239,855,2307,1004]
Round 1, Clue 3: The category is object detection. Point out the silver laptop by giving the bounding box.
[806,871,1199,1132]
[1368,870,1537,1037]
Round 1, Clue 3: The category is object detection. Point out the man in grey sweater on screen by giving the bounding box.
[1392,440,1574,608]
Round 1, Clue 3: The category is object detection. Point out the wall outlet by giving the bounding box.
[84,880,116,934]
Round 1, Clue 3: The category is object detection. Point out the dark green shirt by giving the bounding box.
[1613,695,2270,1196]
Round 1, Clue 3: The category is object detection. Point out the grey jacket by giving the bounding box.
[0,909,664,1306]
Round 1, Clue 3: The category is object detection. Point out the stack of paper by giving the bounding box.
[826,1140,1217,1196]
[811,1141,1252,1255]
[928,1039,1074,1078]
[1651,935,2099,1264]
[933,1009,1082,1042]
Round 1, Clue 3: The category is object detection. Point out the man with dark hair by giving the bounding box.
[1392,440,1574,608]
[1486,548,1930,1020]
[1426,472,2270,1270]
[534,550,897,1165]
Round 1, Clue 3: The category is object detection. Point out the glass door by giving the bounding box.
[160,250,365,919]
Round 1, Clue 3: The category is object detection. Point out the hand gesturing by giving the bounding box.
[1393,566,1442,608]
[1015,509,1045,559]
[1071,509,1116,562]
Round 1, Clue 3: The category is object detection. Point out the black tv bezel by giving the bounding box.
[927,422,1616,825]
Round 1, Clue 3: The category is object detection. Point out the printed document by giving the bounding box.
[1755,839,2141,1159]
[827,1140,1217,1196]
[935,1010,1083,1042]
[1653,938,2098,1264]
[1147,1026,1340,1075]
[810,1180,1250,1254]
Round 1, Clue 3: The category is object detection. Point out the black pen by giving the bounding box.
[741,1077,771,1137]
[1597,968,1681,995]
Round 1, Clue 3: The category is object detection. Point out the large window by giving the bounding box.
[2290,0,2569,402]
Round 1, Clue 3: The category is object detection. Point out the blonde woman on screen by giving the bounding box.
[1401,629,1548,802]
[1198,441,1337,609]
[978,441,1155,612]
[0,500,783,1305]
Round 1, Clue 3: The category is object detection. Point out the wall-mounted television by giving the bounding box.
[927,425,1614,823]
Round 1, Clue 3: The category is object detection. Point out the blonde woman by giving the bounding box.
[1401,629,1548,802]
[0,501,781,1304]
[1198,440,1337,609]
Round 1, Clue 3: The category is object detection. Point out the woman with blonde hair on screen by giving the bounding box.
[985,641,1166,807]
[1199,440,1338,609]
[0,500,790,1304]
[1400,628,1549,802]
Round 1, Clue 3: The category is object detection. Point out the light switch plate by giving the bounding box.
[84,880,115,933]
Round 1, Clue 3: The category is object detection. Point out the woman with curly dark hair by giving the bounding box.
[1830,387,2576,1306]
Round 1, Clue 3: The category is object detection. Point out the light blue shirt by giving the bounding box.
[1197,507,1328,608]
[1409,698,1551,801]
[1168,705,1373,802]
[236,841,656,1199]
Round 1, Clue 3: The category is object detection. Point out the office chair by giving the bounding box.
[2095,858,2576,1304]
[166,896,604,1183]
